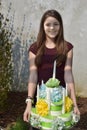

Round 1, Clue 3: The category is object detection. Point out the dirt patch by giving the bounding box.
[0,92,87,130]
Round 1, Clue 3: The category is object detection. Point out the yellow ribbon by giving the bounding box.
[65,96,73,112]
[36,99,49,116]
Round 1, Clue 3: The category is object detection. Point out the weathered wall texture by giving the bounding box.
[1,0,87,97]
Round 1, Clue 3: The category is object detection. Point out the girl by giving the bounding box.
[23,9,80,130]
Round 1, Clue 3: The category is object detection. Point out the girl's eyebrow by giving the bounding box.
[45,21,60,24]
[45,22,60,25]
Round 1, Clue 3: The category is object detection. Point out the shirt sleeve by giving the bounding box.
[28,42,38,55]
[67,42,73,52]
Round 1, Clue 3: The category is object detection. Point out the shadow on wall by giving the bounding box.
[12,30,36,91]
[12,37,29,91]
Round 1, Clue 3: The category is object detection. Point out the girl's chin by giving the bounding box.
[47,35,57,39]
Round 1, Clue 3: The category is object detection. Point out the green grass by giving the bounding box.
[9,118,29,130]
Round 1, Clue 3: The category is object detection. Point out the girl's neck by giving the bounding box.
[45,38,56,49]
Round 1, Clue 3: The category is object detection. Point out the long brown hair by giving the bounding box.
[35,9,68,66]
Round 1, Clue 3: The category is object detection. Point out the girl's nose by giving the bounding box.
[50,25,54,29]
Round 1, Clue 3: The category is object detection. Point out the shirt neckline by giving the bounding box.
[45,45,56,50]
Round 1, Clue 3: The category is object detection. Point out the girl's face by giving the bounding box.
[44,16,60,39]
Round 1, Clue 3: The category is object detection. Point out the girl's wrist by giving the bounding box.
[25,96,33,104]
[26,101,32,108]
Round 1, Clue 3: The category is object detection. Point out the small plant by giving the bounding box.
[9,118,29,130]
[0,2,13,111]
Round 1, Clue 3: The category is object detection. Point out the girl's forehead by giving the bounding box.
[44,16,59,23]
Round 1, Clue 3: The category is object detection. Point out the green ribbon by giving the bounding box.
[59,112,71,118]
[41,121,52,128]
[51,105,62,111]
[43,115,55,120]
[65,120,72,127]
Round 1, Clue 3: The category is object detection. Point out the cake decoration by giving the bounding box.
[29,60,80,129]
[36,99,49,116]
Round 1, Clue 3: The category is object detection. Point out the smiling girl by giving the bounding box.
[23,9,80,130]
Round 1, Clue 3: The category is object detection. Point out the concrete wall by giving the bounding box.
[1,0,87,97]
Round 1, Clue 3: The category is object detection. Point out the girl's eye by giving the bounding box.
[46,23,60,27]
[46,23,51,26]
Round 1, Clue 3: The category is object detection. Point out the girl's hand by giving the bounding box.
[23,102,32,122]
[74,106,80,115]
